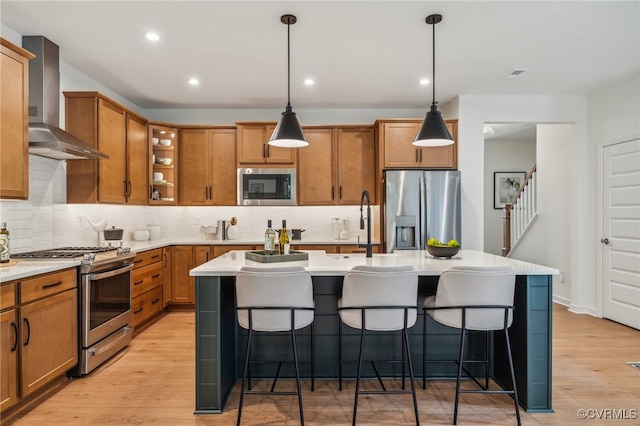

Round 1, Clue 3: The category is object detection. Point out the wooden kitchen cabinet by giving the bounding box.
[298,126,376,205]
[149,124,178,205]
[131,248,164,328]
[171,245,216,305]
[0,282,18,411]
[236,122,296,165]
[162,246,172,308]
[0,268,78,414]
[65,92,148,204]
[376,119,458,169]
[0,38,34,200]
[212,245,256,259]
[179,127,236,205]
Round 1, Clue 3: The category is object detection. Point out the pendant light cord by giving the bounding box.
[431,18,436,108]
[287,21,291,108]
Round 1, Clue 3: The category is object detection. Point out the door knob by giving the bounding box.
[600,238,610,244]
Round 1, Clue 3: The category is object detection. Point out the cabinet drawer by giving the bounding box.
[131,286,163,327]
[1,281,17,310]
[131,263,163,298]
[20,268,77,304]
[132,248,163,269]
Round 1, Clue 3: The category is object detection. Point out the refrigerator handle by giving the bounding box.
[419,174,426,249]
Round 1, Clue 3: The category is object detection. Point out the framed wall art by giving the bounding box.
[494,172,526,209]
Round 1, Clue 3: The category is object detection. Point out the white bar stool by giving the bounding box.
[338,264,420,426]
[235,265,314,426]
[422,265,521,425]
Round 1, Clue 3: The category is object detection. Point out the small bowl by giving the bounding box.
[426,245,460,258]
[152,137,159,145]
[158,157,172,165]
[159,139,172,146]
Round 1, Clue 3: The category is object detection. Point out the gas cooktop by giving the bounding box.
[12,246,120,259]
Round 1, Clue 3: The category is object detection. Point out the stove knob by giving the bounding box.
[83,253,91,261]
[117,248,124,256]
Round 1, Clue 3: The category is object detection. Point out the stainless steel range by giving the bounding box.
[13,246,136,375]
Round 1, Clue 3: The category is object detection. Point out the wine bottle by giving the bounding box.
[0,222,9,263]
[279,220,290,255]
[264,220,276,255]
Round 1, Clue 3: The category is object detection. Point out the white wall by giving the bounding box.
[483,138,536,255]
[590,72,640,315]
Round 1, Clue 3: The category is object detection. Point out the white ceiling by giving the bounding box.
[2,1,638,110]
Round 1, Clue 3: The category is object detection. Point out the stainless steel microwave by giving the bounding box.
[237,168,297,206]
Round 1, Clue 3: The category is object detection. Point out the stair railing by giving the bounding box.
[502,164,537,256]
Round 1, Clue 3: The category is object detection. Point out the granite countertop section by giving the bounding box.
[190,249,560,277]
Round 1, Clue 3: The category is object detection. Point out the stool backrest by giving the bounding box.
[341,264,418,331]
[431,265,516,331]
[236,265,314,332]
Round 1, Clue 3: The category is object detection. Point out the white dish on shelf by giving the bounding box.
[152,179,167,184]
[159,139,172,146]
[152,137,159,145]
[157,157,172,165]
[160,198,174,201]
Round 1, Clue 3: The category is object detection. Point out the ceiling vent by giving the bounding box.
[503,69,528,80]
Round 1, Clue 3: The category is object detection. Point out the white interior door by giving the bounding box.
[602,138,640,329]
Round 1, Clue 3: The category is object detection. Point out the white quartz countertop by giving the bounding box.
[190,249,560,277]
[0,237,381,282]
[0,260,81,282]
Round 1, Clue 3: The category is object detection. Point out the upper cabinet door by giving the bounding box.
[337,127,375,205]
[126,114,149,204]
[0,39,34,200]
[236,123,295,165]
[179,129,212,205]
[97,99,127,203]
[297,128,336,206]
[210,128,237,205]
[378,120,458,170]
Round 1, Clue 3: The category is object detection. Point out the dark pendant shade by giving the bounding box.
[413,104,453,147]
[270,105,308,147]
[413,13,454,147]
[269,14,307,148]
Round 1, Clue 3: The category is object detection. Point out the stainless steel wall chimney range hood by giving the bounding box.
[22,36,108,160]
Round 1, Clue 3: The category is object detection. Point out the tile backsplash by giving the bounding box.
[0,155,377,253]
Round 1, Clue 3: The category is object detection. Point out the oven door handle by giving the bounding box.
[89,263,134,281]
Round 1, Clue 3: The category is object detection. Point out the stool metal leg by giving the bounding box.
[237,316,253,426]
[422,311,427,390]
[291,326,305,425]
[504,327,522,426]
[404,326,420,426]
[311,321,315,392]
[339,319,344,391]
[352,313,367,426]
[453,313,467,425]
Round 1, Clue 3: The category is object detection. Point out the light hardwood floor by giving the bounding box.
[4,304,639,425]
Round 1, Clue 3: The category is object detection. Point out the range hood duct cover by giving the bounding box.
[22,36,108,160]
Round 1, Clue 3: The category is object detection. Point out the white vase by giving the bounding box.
[226,225,239,240]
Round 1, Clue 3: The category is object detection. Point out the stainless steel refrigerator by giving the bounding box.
[384,170,461,253]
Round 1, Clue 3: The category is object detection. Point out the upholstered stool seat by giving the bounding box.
[338,264,420,426]
[422,265,521,425]
[235,265,314,426]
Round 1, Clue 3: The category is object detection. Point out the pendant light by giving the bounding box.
[413,14,454,147]
[269,14,308,148]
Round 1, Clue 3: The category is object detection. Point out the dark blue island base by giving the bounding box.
[194,274,553,414]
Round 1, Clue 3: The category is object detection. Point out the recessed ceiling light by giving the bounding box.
[304,78,314,86]
[145,32,160,42]
[419,78,430,85]
[188,78,200,86]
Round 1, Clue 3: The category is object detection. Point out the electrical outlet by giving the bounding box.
[196,216,201,225]
[559,270,565,283]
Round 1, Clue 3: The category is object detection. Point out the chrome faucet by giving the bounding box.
[358,190,373,258]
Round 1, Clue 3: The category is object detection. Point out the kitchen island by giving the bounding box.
[190,250,558,414]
